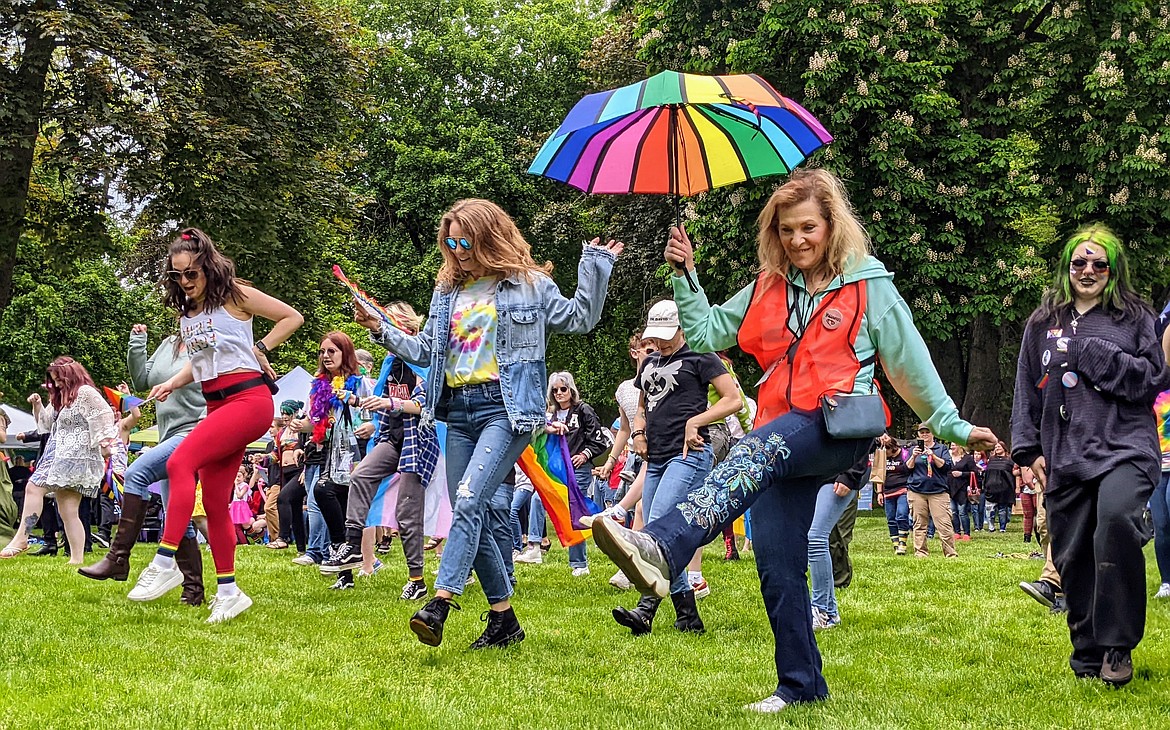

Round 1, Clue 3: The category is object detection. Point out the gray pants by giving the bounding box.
[346,440,425,579]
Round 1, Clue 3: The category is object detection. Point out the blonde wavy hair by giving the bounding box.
[756,168,871,284]
[384,300,423,335]
[436,199,553,289]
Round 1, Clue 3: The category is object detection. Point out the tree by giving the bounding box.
[1,0,367,320]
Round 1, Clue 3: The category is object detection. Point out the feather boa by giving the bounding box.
[309,373,362,445]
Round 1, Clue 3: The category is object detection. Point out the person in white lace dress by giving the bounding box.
[1,357,118,564]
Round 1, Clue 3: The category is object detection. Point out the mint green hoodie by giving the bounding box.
[128,332,207,442]
[672,256,974,445]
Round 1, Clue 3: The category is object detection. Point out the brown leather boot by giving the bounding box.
[78,494,145,581]
[175,536,205,606]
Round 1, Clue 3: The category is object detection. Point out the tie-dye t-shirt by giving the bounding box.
[445,276,500,387]
[1155,389,1170,471]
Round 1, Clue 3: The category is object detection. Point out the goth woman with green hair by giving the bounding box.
[1011,223,1170,688]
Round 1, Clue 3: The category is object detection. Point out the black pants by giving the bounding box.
[1047,461,1155,675]
[277,468,307,552]
[315,477,349,546]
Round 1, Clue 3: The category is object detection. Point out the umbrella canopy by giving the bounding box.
[528,70,832,197]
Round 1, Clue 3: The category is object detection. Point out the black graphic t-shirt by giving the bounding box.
[636,344,727,462]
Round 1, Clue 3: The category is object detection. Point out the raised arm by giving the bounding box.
[357,290,439,366]
[127,325,152,391]
[545,240,621,335]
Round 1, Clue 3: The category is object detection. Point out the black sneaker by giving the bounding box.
[400,580,429,601]
[376,537,393,554]
[93,533,111,549]
[319,543,363,574]
[469,608,525,649]
[1019,580,1057,609]
[410,596,460,646]
[1050,594,1068,614]
[328,573,355,591]
[1101,649,1133,687]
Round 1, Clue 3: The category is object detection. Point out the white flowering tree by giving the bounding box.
[619,0,1169,435]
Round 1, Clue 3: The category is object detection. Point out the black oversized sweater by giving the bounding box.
[1011,302,1170,486]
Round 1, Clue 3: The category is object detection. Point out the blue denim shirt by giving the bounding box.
[373,244,616,433]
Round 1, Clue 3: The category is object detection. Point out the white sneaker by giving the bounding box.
[609,570,633,591]
[571,567,590,577]
[127,564,183,602]
[291,554,316,566]
[206,590,253,623]
[811,606,839,630]
[744,695,788,713]
[690,578,711,599]
[1156,583,1170,599]
[514,546,543,564]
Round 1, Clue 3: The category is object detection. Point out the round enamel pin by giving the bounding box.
[822,308,843,330]
[1061,371,1079,388]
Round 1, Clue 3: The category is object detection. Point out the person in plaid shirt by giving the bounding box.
[321,302,440,601]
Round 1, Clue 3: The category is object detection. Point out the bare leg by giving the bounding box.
[55,490,87,566]
[361,527,377,573]
[3,484,46,551]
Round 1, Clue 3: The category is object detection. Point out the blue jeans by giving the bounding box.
[643,447,714,594]
[993,502,1011,530]
[304,464,329,562]
[436,382,530,602]
[950,498,971,535]
[1153,472,1170,584]
[509,488,533,552]
[122,431,196,540]
[972,494,985,530]
[883,493,909,537]
[808,483,854,618]
[640,408,871,704]
[528,492,587,568]
[488,482,517,586]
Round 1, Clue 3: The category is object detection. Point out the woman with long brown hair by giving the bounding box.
[1,357,118,564]
[126,227,302,623]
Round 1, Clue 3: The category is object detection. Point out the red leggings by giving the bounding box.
[162,373,274,578]
[1020,491,1038,536]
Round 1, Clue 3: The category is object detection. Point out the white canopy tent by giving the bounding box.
[272,366,313,416]
[1,404,40,451]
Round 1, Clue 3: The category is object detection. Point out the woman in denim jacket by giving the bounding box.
[355,198,622,649]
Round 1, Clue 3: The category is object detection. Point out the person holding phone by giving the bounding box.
[907,424,956,557]
[125,227,303,623]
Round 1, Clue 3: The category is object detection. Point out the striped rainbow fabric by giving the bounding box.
[529,70,832,196]
[517,432,600,547]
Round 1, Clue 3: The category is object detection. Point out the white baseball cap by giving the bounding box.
[642,300,680,340]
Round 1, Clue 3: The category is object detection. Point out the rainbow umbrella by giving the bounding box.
[528,70,832,197]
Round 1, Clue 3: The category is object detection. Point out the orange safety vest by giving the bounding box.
[737,274,888,428]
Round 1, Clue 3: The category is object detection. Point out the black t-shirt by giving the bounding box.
[8,465,30,494]
[636,344,726,462]
[376,357,415,449]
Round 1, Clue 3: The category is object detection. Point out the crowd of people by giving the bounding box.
[1,172,1169,714]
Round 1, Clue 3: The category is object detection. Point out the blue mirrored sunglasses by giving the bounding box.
[444,237,472,251]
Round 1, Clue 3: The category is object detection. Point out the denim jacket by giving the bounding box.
[373,244,616,433]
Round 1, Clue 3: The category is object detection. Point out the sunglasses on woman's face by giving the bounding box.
[552,386,570,394]
[167,268,202,282]
[445,237,472,251]
[1070,258,1109,273]
[319,347,340,356]
[630,347,656,355]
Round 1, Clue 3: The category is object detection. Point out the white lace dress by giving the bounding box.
[37,385,118,497]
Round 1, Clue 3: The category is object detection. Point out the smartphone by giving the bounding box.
[916,438,925,451]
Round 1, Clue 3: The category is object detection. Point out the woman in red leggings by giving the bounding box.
[127,228,303,623]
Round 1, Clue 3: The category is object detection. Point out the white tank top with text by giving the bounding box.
[181,306,261,383]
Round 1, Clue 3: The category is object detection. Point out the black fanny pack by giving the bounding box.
[820,392,886,440]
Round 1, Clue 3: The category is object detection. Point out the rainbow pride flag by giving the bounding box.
[518,432,600,547]
[103,386,144,413]
[102,458,125,503]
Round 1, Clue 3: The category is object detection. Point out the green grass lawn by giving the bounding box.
[3,514,1170,729]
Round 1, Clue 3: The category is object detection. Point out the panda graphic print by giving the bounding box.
[635,344,728,462]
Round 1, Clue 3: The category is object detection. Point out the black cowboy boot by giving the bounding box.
[671,589,705,633]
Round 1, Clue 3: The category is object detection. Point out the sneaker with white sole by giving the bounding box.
[590,518,670,598]
[1156,583,1170,599]
[514,545,543,564]
[400,580,428,601]
[291,553,316,566]
[127,563,184,602]
[690,578,711,600]
[609,570,633,591]
[571,567,590,577]
[206,590,253,623]
[319,543,363,574]
[358,559,384,578]
[328,574,354,590]
[811,606,839,630]
[744,695,788,714]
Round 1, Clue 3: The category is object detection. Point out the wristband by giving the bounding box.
[631,429,645,439]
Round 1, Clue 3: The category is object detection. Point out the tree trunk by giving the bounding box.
[961,314,1014,441]
[0,9,54,311]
